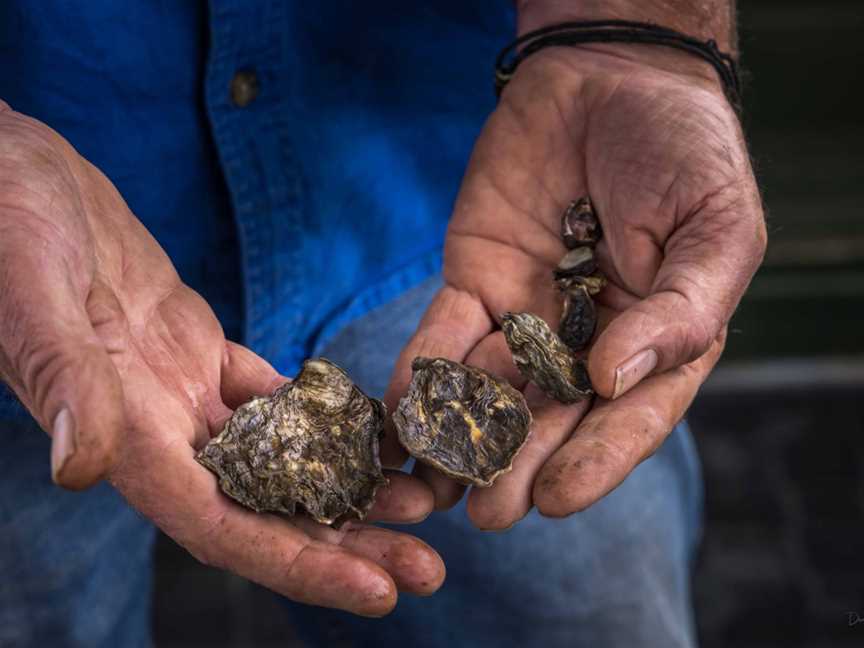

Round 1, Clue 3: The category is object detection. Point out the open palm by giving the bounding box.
[0,105,443,615]
[385,46,765,528]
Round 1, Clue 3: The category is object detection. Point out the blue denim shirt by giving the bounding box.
[0,1,513,418]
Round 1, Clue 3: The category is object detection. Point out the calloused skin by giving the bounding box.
[384,45,766,529]
[0,101,445,617]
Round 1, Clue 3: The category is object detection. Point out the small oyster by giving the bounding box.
[553,246,597,282]
[394,357,532,487]
[502,312,593,404]
[196,358,387,527]
[561,197,602,248]
[556,273,607,296]
[558,284,597,352]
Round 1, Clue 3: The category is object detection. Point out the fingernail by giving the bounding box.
[613,349,658,399]
[51,408,78,484]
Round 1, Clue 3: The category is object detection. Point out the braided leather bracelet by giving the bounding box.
[495,19,742,114]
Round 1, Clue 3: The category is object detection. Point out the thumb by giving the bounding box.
[589,188,766,399]
[219,340,287,410]
[0,272,126,491]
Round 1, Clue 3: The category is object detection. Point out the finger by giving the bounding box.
[385,286,493,405]
[379,418,408,470]
[590,186,766,399]
[463,332,526,390]
[466,384,590,530]
[220,340,287,409]
[382,286,491,483]
[294,518,445,596]
[0,231,124,489]
[365,471,435,524]
[412,462,466,511]
[115,438,400,617]
[534,333,725,518]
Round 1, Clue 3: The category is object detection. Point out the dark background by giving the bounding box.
[153,2,864,646]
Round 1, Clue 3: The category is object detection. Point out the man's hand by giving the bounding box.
[0,103,444,615]
[385,33,764,527]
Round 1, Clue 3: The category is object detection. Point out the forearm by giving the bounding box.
[516,0,737,54]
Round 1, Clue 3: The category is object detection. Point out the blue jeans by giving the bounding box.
[0,277,702,647]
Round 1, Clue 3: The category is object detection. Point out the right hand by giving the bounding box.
[0,102,444,616]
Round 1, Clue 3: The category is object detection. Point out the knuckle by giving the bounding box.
[657,289,719,365]
[186,510,230,570]
[282,543,315,600]
[16,334,74,414]
[0,110,69,172]
[588,436,632,475]
[636,407,671,459]
[683,313,719,360]
[753,216,769,260]
[467,498,516,531]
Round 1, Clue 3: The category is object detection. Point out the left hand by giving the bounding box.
[383,44,765,529]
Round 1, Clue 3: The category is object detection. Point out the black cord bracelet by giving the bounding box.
[495,20,742,114]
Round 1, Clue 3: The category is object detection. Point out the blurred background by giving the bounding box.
[690,1,864,646]
[153,1,864,646]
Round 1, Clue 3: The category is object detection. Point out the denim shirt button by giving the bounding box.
[230,69,259,107]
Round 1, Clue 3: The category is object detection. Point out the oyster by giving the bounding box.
[560,196,602,248]
[553,246,597,282]
[502,312,593,404]
[498,196,603,403]
[555,196,606,351]
[556,273,607,297]
[558,284,598,352]
[394,357,532,487]
[196,358,387,527]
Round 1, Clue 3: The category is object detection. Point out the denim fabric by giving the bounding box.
[0,1,512,422]
[0,418,155,648]
[0,276,701,647]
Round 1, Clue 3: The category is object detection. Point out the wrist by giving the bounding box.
[516,0,736,52]
[513,1,736,98]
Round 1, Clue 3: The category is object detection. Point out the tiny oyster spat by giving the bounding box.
[502,312,593,404]
[394,357,532,487]
[556,273,607,297]
[553,246,597,282]
[554,196,606,352]
[558,284,598,352]
[196,358,387,527]
[561,196,602,248]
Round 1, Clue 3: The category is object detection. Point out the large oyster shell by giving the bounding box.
[394,357,532,487]
[196,358,387,527]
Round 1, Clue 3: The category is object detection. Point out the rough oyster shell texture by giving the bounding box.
[560,196,602,248]
[196,358,387,527]
[500,196,605,403]
[501,312,593,404]
[394,357,532,487]
[557,284,597,352]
